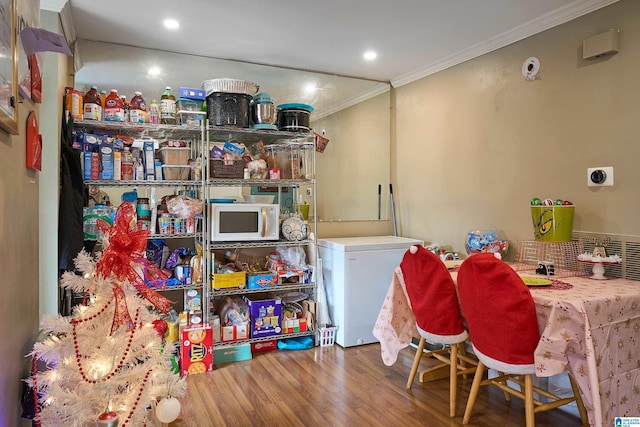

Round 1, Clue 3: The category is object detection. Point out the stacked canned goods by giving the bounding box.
[136,198,151,230]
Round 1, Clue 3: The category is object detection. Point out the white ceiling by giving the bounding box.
[42,0,619,115]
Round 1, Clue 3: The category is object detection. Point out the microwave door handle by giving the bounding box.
[261,207,267,238]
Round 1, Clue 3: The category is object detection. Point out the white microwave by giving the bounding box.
[210,203,280,241]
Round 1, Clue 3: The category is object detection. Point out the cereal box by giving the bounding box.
[179,324,213,376]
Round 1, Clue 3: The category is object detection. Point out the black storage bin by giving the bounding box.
[206,92,252,127]
[277,103,313,132]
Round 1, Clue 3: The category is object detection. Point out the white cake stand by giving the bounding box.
[578,259,620,280]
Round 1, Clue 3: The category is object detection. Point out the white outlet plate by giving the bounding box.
[587,166,614,187]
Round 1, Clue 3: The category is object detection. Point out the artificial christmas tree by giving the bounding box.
[27,202,186,426]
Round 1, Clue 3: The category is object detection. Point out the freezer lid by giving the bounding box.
[317,235,424,252]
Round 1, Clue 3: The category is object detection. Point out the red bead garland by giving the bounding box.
[120,369,152,426]
[73,307,141,384]
[71,297,113,325]
[32,354,41,427]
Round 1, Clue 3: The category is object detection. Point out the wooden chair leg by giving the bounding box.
[449,343,458,417]
[406,337,426,389]
[524,374,535,427]
[568,374,589,426]
[496,371,512,402]
[463,362,485,424]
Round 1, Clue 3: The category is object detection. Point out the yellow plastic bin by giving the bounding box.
[530,205,575,242]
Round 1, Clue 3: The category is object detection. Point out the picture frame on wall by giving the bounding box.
[0,0,18,135]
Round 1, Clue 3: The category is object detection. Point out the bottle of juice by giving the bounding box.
[99,90,107,119]
[121,146,134,180]
[83,86,102,120]
[104,89,125,121]
[130,91,147,123]
[121,96,130,122]
[149,99,160,124]
[159,86,176,125]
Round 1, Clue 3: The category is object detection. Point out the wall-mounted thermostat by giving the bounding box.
[587,166,614,187]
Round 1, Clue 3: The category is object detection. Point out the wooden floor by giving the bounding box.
[169,343,585,427]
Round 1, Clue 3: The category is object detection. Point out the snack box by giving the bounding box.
[179,324,213,376]
[282,317,308,334]
[277,269,310,285]
[179,87,206,100]
[251,340,278,353]
[184,289,202,312]
[220,323,249,343]
[212,272,246,289]
[243,294,282,338]
[213,343,252,365]
[247,272,278,290]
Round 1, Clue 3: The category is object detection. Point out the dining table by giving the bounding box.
[374,262,640,427]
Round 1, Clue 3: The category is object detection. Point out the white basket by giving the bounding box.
[319,326,338,347]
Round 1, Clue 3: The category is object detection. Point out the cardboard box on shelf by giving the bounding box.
[251,340,277,353]
[281,317,308,334]
[143,140,155,180]
[277,269,310,286]
[158,147,191,165]
[220,323,249,342]
[162,165,190,180]
[184,289,202,312]
[212,272,246,289]
[179,324,213,376]
[214,343,252,365]
[179,87,206,100]
[247,272,277,290]
[243,294,282,338]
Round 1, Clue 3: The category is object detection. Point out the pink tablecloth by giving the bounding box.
[526,276,640,426]
[374,269,640,427]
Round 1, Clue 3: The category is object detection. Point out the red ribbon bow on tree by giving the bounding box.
[96,202,174,333]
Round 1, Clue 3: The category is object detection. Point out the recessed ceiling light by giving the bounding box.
[363,51,377,61]
[147,66,161,77]
[163,19,179,30]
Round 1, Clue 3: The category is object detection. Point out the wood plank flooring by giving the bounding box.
[169,343,584,427]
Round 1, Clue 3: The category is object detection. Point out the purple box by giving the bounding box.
[179,87,206,100]
[243,294,282,338]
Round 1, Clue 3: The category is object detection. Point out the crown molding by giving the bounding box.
[390,0,621,88]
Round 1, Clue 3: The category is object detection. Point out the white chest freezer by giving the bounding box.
[318,236,424,347]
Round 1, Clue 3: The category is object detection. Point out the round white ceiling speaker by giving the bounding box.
[522,57,540,80]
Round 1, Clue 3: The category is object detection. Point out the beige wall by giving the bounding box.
[393,0,640,258]
[313,92,391,222]
[0,1,41,424]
